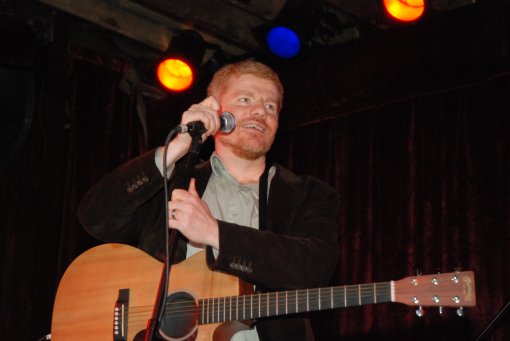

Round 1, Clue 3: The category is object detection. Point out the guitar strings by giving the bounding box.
[85,273,468,330]
[126,287,462,327]
[122,284,395,324]
[166,286,394,321]
[122,279,462,327]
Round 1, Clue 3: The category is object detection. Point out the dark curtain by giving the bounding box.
[273,78,510,340]
[56,49,143,275]
[1,5,510,341]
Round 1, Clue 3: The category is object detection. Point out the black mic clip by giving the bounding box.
[177,121,206,137]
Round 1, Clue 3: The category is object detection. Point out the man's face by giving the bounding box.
[215,74,280,160]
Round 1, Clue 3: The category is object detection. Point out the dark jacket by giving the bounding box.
[78,149,340,341]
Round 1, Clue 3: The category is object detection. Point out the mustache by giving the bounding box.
[237,118,269,129]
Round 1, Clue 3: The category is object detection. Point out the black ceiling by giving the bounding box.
[1,0,484,68]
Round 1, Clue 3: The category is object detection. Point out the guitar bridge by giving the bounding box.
[114,288,130,340]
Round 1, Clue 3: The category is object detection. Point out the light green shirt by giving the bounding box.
[186,152,275,255]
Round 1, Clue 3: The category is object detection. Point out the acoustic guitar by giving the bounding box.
[51,243,476,341]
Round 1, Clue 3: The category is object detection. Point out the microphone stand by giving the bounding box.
[144,128,204,341]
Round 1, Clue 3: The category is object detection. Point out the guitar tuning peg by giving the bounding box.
[456,307,465,317]
[438,306,443,316]
[416,306,425,317]
[416,269,423,276]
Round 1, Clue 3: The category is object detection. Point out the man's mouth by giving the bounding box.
[242,122,265,132]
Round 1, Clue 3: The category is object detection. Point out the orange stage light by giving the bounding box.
[156,58,194,92]
[383,0,425,22]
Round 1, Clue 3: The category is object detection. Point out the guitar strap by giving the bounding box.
[258,163,270,231]
[251,164,271,300]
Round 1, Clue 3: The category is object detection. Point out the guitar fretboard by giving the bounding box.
[198,282,393,325]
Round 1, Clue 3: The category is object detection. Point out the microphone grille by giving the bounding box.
[220,111,236,133]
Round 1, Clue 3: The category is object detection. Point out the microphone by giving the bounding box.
[177,111,236,135]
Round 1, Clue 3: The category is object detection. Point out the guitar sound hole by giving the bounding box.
[159,291,198,341]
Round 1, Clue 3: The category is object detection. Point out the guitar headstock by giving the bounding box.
[393,271,476,308]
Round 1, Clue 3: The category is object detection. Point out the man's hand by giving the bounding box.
[157,96,222,169]
[168,178,220,249]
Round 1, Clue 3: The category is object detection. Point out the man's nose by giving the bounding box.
[250,101,267,117]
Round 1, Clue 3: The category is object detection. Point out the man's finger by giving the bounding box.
[188,178,199,197]
[198,96,220,111]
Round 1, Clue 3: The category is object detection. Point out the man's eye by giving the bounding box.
[266,103,277,112]
[239,97,249,103]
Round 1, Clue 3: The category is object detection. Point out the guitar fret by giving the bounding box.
[318,288,321,310]
[285,291,288,315]
[330,287,333,309]
[358,285,361,306]
[374,283,377,304]
[250,294,253,319]
[229,296,232,321]
[267,292,270,316]
[306,289,309,312]
[206,299,209,323]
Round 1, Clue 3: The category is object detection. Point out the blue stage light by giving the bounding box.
[265,26,301,59]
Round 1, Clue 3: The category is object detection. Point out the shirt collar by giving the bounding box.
[210,152,262,191]
[210,152,243,186]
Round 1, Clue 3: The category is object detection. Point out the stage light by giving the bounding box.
[383,0,425,22]
[156,59,193,92]
[266,26,301,59]
[253,2,338,61]
[253,18,310,60]
[252,1,344,61]
[156,30,205,92]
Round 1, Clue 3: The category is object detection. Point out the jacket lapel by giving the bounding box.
[267,165,305,234]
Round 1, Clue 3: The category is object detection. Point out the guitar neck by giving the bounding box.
[198,282,393,325]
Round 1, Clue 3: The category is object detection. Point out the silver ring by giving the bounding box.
[171,209,177,220]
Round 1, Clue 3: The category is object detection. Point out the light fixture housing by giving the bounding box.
[252,2,337,61]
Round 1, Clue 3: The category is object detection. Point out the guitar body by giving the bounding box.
[51,243,242,341]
